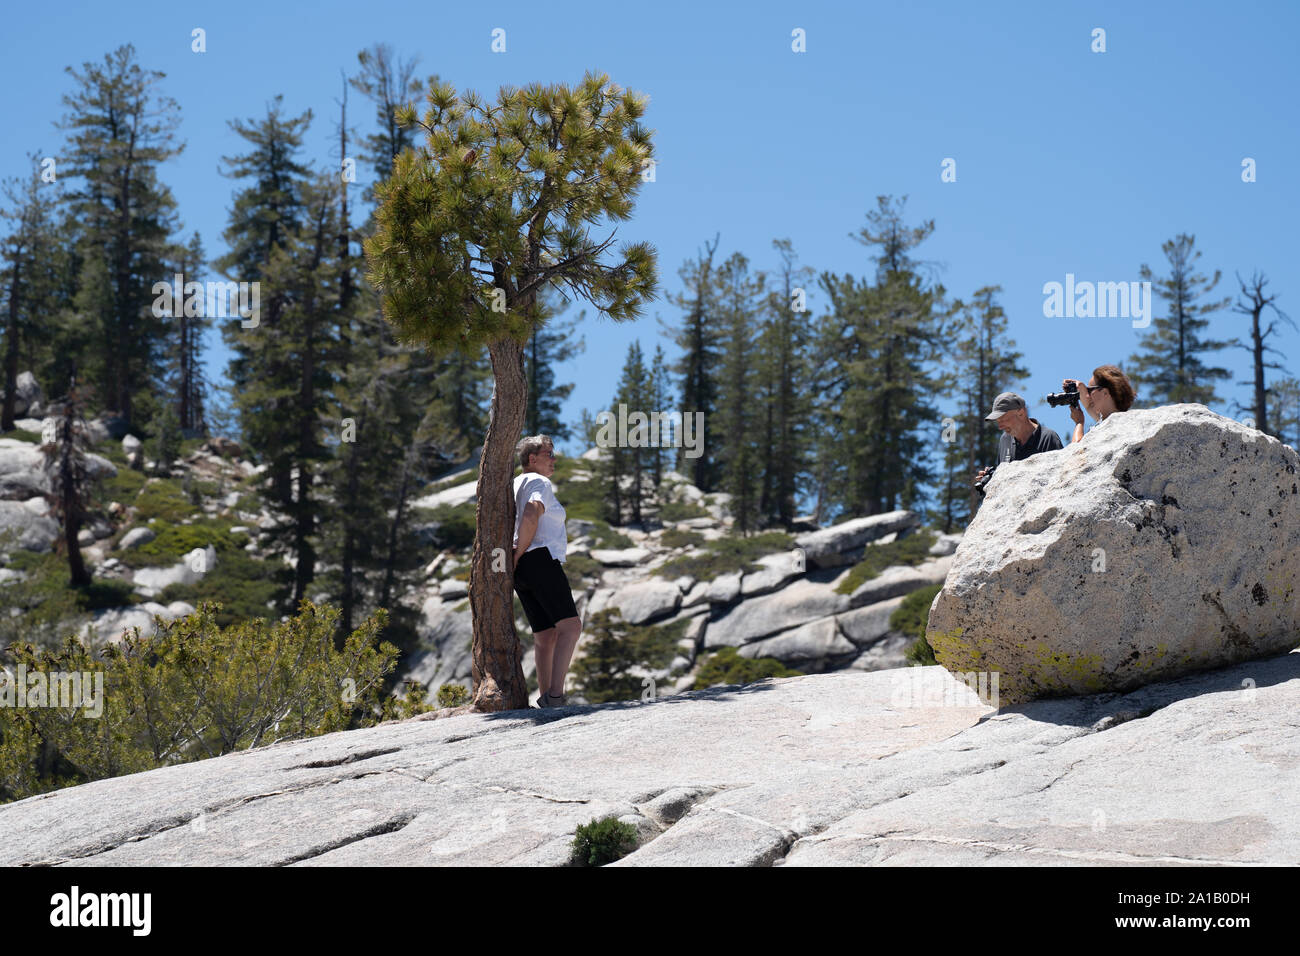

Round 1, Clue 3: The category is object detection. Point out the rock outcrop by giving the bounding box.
[928,404,1300,704]
[2,650,1295,866]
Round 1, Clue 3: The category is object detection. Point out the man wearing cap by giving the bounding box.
[973,392,1064,495]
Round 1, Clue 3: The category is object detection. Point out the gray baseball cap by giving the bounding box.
[985,392,1026,421]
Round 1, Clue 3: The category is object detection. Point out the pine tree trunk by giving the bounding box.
[2,257,20,432]
[470,337,529,711]
[1253,309,1267,433]
[380,451,411,613]
[60,409,90,588]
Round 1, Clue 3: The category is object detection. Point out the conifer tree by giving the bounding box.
[662,235,722,491]
[57,43,182,426]
[647,343,672,490]
[1127,234,1232,407]
[366,74,658,712]
[816,196,945,519]
[756,238,813,527]
[161,232,211,437]
[524,287,585,441]
[714,251,765,533]
[1266,376,1300,446]
[348,44,426,190]
[606,340,652,525]
[262,172,344,605]
[215,95,314,508]
[41,371,95,588]
[1,156,68,431]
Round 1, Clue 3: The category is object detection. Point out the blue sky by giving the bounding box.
[5,0,1298,459]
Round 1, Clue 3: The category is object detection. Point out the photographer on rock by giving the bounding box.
[974,392,1065,496]
[1059,364,1136,444]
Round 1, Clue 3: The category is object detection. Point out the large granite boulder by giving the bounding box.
[3,370,43,416]
[0,498,59,551]
[706,579,849,648]
[927,404,1300,705]
[591,579,682,625]
[794,511,919,568]
[0,438,116,501]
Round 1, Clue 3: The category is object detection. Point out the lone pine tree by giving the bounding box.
[366,73,658,711]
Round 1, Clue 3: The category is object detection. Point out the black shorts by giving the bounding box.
[513,548,579,633]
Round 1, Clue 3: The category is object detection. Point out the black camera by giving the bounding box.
[1046,380,1079,408]
[974,463,996,493]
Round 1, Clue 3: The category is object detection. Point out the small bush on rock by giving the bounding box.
[691,647,802,690]
[570,815,639,866]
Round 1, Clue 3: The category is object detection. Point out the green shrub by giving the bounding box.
[891,583,942,666]
[157,548,287,626]
[115,518,250,569]
[0,601,398,804]
[654,531,795,580]
[563,551,602,587]
[2,428,42,444]
[692,646,803,690]
[570,815,639,866]
[570,609,687,704]
[584,518,632,550]
[890,583,942,640]
[658,499,709,522]
[387,680,433,718]
[834,530,939,595]
[0,546,141,650]
[904,635,937,666]
[99,462,148,503]
[658,527,705,550]
[130,478,192,524]
[436,683,470,708]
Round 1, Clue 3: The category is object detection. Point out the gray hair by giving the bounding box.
[516,434,553,471]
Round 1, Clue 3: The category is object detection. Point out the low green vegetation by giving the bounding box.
[658,527,706,550]
[0,601,406,804]
[654,531,795,580]
[658,498,709,522]
[891,583,942,665]
[99,461,148,503]
[584,518,632,550]
[692,646,803,690]
[130,477,193,524]
[436,683,470,708]
[570,815,639,866]
[115,517,250,570]
[562,551,603,587]
[0,559,140,651]
[570,609,688,704]
[833,530,939,595]
[157,547,287,627]
[2,428,42,444]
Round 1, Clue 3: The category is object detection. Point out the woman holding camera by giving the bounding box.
[1062,364,1136,443]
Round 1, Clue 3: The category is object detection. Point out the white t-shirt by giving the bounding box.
[513,472,567,563]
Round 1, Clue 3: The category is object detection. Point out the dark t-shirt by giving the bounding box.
[996,419,1064,463]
